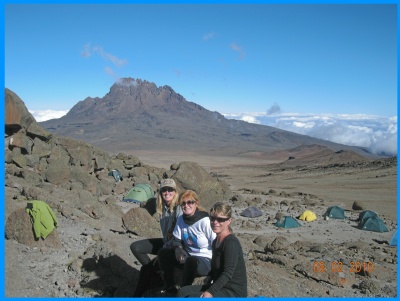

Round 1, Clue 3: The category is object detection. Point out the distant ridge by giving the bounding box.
[38,78,376,158]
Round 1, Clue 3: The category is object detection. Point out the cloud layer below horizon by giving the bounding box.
[30,109,397,157]
[224,112,397,156]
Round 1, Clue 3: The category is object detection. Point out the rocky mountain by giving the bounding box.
[40,78,375,158]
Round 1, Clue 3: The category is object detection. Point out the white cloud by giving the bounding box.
[29,109,69,122]
[203,32,216,41]
[229,43,246,60]
[224,112,397,156]
[82,43,128,67]
[241,115,260,124]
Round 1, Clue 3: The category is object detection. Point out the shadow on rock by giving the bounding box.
[80,254,138,297]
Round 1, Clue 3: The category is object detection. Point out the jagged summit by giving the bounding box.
[64,77,210,122]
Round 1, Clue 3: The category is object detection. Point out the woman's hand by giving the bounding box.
[200,291,213,298]
[174,246,187,263]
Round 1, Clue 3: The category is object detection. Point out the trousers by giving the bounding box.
[157,247,211,288]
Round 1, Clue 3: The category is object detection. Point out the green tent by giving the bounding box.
[323,206,346,219]
[134,183,154,199]
[357,210,378,222]
[274,216,301,229]
[123,184,154,204]
[357,216,388,233]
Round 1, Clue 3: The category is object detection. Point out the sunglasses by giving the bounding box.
[210,216,230,223]
[181,200,196,207]
[161,187,175,193]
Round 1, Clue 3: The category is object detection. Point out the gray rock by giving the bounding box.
[122,207,160,238]
[172,161,232,211]
[5,207,62,249]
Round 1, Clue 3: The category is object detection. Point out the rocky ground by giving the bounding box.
[5,154,397,298]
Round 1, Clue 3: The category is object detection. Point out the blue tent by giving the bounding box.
[358,210,378,222]
[323,206,346,219]
[389,230,397,247]
[357,216,388,233]
[274,216,301,228]
[240,206,263,218]
[108,169,123,182]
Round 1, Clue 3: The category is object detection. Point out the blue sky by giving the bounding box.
[4,2,398,155]
[5,3,397,115]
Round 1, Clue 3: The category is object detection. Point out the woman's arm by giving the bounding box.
[206,237,239,296]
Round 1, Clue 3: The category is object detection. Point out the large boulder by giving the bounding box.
[5,207,62,249]
[171,161,233,211]
[5,88,36,133]
[122,207,161,238]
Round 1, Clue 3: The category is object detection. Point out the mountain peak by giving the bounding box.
[109,77,182,102]
[38,79,373,158]
[63,77,197,121]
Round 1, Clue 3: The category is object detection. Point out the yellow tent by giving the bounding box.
[298,210,317,222]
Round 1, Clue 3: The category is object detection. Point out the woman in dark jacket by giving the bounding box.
[177,202,247,298]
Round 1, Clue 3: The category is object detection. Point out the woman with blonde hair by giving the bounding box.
[157,190,216,295]
[131,179,182,297]
[177,202,247,297]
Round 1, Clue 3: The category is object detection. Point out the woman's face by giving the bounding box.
[160,186,176,207]
[180,197,198,216]
[210,213,231,235]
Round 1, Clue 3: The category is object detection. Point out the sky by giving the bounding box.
[4,2,398,156]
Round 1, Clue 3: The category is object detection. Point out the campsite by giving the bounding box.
[4,89,398,297]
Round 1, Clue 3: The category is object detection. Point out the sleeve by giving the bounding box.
[165,216,185,249]
[207,237,239,296]
[45,203,58,227]
[32,208,42,239]
[176,205,183,218]
[204,217,216,243]
[172,216,182,240]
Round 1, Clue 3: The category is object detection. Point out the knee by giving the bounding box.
[157,247,169,260]
[157,247,165,256]
[185,256,198,266]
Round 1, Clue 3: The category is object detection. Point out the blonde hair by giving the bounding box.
[180,190,207,212]
[210,202,233,233]
[156,186,180,215]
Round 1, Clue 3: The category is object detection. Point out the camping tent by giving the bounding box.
[298,210,317,222]
[323,206,346,219]
[389,230,397,247]
[123,184,154,205]
[357,210,378,222]
[134,183,154,199]
[108,169,123,182]
[274,216,301,228]
[240,206,263,218]
[357,216,388,233]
